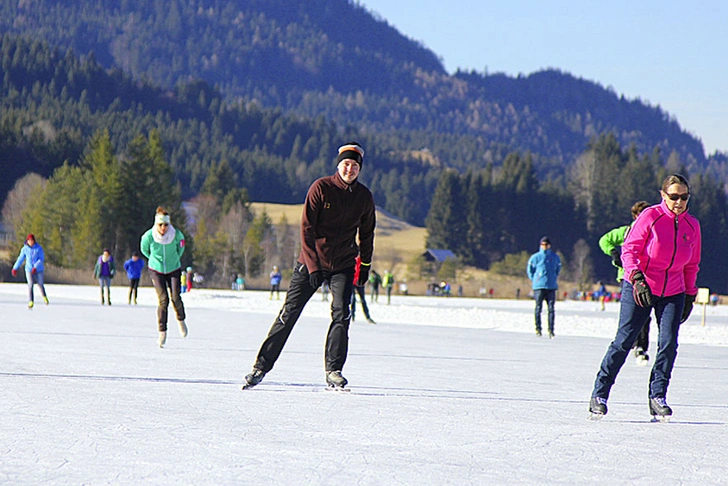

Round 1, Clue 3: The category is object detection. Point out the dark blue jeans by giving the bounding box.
[534,289,556,333]
[255,262,354,373]
[592,280,685,400]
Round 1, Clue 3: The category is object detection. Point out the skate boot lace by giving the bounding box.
[653,397,668,407]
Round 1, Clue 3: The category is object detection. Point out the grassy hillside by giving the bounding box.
[251,202,427,273]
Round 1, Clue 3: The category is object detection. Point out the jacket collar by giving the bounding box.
[659,199,689,221]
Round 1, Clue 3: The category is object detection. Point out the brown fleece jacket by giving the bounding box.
[299,171,376,273]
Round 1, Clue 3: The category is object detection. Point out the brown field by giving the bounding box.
[249,202,539,298]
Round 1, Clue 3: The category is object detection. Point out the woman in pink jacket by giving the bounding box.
[589,174,701,420]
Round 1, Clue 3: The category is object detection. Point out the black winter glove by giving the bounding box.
[631,270,654,307]
[681,294,696,323]
[308,270,325,289]
[357,264,370,287]
[610,249,622,268]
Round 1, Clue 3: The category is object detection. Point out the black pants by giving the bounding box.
[534,288,556,333]
[149,268,186,332]
[254,262,354,373]
[270,283,280,299]
[128,278,140,303]
[351,285,372,320]
[633,317,651,352]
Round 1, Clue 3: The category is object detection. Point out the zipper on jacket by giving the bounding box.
[660,216,679,297]
[329,183,352,271]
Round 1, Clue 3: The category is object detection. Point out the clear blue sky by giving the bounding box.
[359,0,727,156]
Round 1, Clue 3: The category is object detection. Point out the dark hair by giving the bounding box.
[661,174,690,193]
[630,201,650,219]
[156,206,169,215]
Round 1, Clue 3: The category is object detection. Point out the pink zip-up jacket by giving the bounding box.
[622,200,701,297]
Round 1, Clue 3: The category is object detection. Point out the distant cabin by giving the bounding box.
[419,249,457,278]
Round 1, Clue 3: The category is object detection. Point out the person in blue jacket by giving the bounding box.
[527,236,562,338]
[12,234,49,309]
[269,265,282,300]
[123,251,145,305]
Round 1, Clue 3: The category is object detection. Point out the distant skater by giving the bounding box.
[140,207,188,348]
[123,251,145,305]
[94,248,116,305]
[351,255,375,324]
[527,236,561,338]
[269,266,282,300]
[12,234,49,309]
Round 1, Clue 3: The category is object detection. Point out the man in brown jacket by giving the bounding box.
[243,141,376,390]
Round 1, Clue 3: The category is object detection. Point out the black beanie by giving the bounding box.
[336,141,364,167]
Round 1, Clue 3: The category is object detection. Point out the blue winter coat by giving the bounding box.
[124,258,145,280]
[13,242,45,273]
[527,249,561,290]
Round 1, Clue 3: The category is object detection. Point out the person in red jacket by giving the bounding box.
[351,255,375,324]
[243,141,376,390]
[589,174,701,420]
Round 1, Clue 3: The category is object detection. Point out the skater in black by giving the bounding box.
[351,255,375,324]
[243,142,376,390]
[599,201,652,364]
[589,175,701,420]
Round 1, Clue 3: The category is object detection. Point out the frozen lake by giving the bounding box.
[2,283,727,484]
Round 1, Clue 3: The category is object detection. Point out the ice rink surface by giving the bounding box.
[2,283,727,484]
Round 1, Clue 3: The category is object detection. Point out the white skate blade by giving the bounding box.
[326,385,351,393]
[588,413,605,421]
[650,415,671,423]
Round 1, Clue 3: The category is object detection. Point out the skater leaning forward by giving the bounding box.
[243,141,376,390]
[589,174,701,420]
[140,207,188,348]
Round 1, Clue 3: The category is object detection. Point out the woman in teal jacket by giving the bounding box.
[140,207,187,348]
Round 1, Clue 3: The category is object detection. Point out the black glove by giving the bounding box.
[308,270,325,289]
[357,264,370,287]
[610,249,622,268]
[631,270,654,307]
[681,294,696,323]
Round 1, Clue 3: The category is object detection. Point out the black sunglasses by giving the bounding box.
[664,192,690,201]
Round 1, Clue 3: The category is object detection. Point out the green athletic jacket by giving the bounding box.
[598,224,630,282]
[140,225,185,275]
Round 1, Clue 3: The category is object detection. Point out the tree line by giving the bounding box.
[425,134,728,292]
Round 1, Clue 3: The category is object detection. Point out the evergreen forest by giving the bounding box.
[1,1,728,292]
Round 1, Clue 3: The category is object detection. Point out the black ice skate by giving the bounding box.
[325,370,349,390]
[588,397,608,420]
[649,397,672,422]
[634,348,649,366]
[242,368,266,390]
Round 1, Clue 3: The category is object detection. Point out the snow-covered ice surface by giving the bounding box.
[2,283,728,484]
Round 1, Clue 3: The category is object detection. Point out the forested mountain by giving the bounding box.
[2,1,728,291]
[0,0,721,175]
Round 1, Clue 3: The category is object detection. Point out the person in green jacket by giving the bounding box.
[140,206,188,348]
[598,200,651,364]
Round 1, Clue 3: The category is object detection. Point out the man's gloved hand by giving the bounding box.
[308,270,325,289]
[11,269,17,277]
[31,268,37,275]
[357,264,370,287]
[610,249,622,268]
[631,270,654,307]
[681,294,696,323]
